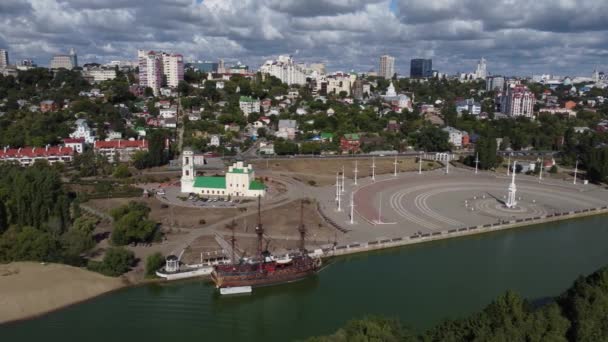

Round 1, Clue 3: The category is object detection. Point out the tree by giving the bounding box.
[475,135,498,170]
[145,252,164,277]
[110,202,158,245]
[88,247,135,276]
[113,164,132,178]
[144,87,154,98]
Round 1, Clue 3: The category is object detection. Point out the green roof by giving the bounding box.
[320,132,334,139]
[228,168,253,174]
[193,176,226,189]
[343,133,360,140]
[239,96,256,103]
[249,180,265,190]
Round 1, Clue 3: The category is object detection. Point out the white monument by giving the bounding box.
[506,161,517,208]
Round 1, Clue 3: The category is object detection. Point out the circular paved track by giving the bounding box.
[354,173,608,232]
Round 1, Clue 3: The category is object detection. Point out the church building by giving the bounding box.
[180,148,265,198]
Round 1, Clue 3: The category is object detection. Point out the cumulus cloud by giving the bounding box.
[0,0,606,75]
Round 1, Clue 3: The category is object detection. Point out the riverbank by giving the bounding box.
[324,206,608,258]
[0,262,128,324]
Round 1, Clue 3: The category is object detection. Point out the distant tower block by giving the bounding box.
[506,161,517,208]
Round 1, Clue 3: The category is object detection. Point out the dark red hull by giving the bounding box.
[211,255,321,288]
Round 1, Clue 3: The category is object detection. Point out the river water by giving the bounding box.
[3,215,608,341]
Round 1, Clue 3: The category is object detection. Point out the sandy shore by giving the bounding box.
[0,262,127,324]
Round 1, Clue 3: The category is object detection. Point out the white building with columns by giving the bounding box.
[181,148,265,198]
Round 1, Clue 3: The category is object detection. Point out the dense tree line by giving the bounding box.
[308,266,608,341]
[0,163,96,265]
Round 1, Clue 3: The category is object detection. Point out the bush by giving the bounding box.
[113,164,132,178]
[88,247,135,277]
[145,252,164,277]
[308,180,317,186]
[549,165,558,174]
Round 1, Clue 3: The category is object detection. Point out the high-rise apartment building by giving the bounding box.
[50,49,77,70]
[486,76,505,92]
[379,55,395,79]
[138,50,163,96]
[138,50,184,95]
[501,84,535,118]
[475,57,487,79]
[162,53,184,88]
[259,55,307,85]
[0,49,8,68]
[410,59,432,78]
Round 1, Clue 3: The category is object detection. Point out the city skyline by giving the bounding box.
[0,0,607,76]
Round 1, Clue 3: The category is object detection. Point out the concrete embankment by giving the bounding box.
[321,206,608,258]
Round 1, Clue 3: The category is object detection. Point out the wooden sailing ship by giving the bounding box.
[211,198,322,289]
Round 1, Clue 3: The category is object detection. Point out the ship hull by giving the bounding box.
[211,256,322,289]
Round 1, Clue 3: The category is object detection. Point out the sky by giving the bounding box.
[0,0,607,76]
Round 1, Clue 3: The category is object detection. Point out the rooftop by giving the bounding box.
[193,176,226,189]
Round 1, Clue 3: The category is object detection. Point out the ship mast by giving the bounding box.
[227,220,237,264]
[255,195,264,256]
[298,200,307,252]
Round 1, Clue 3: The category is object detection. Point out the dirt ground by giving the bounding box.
[254,158,440,186]
[221,199,337,242]
[0,262,126,324]
[87,197,238,229]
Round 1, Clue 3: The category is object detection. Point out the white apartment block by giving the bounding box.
[85,68,117,82]
[239,96,260,117]
[162,53,184,88]
[50,55,74,70]
[442,126,465,148]
[379,55,395,79]
[260,55,307,85]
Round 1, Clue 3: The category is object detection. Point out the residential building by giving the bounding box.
[159,106,178,118]
[40,100,59,113]
[181,150,265,198]
[352,79,371,100]
[443,126,466,148]
[379,55,395,79]
[84,67,117,82]
[50,48,77,70]
[259,142,275,155]
[410,59,432,78]
[0,49,8,68]
[239,96,260,117]
[63,138,85,153]
[538,108,576,117]
[277,120,298,140]
[340,134,361,153]
[474,57,487,79]
[455,98,482,116]
[209,135,221,147]
[69,119,96,144]
[138,50,163,96]
[326,73,352,96]
[186,61,218,73]
[94,139,148,163]
[0,145,75,166]
[486,76,505,92]
[500,84,536,118]
[162,53,184,88]
[259,55,307,85]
